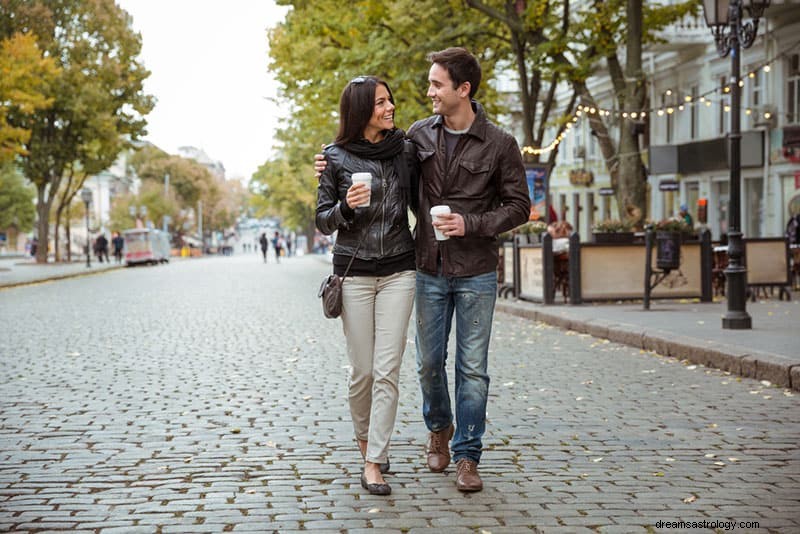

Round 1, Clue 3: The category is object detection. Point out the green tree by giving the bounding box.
[0,32,58,163]
[0,162,36,232]
[461,0,695,226]
[1,0,154,262]
[264,0,502,249]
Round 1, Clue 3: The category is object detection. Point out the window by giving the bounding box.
[789,53,800,124]
[748,67,762,110]
[690,85,699,139]
[662,92,674,144]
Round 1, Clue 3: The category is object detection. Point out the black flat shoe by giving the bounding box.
[360,468,391,496]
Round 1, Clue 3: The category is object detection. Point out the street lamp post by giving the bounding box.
[80,187,93,268]
[702,0,770,330]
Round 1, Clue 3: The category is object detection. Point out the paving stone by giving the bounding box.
[0,255,797,532]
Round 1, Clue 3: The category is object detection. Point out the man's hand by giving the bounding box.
[314,144,327,179]
[432,213,465,237]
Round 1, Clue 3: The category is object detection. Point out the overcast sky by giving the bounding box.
[116,0,290,182]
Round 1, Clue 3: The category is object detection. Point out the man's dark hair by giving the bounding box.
[335,76,394,145]
[427,47,481,99]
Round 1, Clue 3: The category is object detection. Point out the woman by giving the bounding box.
[315,76,418,496]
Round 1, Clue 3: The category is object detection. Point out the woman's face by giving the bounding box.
[363,83,395,141]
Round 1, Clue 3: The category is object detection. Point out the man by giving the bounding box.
[259,232,269,263]
[314,48,529,492]
[679,204,693,227]
[408,47,529,492]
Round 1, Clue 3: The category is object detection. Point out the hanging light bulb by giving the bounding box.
[764,65,771,73]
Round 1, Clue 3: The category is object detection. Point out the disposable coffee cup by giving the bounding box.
[430,205,451,241]
[351,172,372,207]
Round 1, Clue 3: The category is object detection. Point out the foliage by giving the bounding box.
[263,0,504,246]
[0,0,154,262]
[117,144,245,238]
[651,218,693,233]
[0,32,58,163]
[0,162,35,231]
[592,219,633,233]
[516,220,548,235]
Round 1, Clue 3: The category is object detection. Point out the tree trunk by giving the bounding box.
[616,0,647,227]
[66,217,72,262]
[34,186,52,264]
[53,209,62,262]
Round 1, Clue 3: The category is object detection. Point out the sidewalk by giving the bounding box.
[497,296,800,391]
[0,255,124,289]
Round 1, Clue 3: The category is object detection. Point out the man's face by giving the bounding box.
[427,63,466,117]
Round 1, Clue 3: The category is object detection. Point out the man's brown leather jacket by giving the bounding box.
[407,101,530,277]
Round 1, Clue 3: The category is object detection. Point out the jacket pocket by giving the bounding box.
[456,159,493,198]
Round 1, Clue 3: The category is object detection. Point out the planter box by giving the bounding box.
[592,232,635,244]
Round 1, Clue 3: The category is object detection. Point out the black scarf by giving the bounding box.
[343,128,410,195]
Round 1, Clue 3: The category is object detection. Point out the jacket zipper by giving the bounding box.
[380,165,386,257]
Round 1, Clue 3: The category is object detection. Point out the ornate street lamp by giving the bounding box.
[80,187,93,268]
[702,0,770,329]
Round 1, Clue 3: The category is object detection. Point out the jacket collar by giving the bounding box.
[431,100,487,142]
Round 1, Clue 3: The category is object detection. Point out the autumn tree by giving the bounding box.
[0,32,58,163]
[0,0,154,263]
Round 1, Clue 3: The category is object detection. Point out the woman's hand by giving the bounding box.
[346,183,370,209]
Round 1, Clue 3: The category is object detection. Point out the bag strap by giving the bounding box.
[341,191,388,279]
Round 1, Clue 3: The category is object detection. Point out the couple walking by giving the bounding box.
[315,47,530,495]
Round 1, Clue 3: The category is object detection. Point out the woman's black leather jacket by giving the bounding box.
[315,141,417,260]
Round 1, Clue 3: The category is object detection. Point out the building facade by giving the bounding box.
[516,1,800,241]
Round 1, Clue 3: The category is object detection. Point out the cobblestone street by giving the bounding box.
[1,254,798,533]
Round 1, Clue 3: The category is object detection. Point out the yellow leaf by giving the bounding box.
[231,428,241,434]
[683,495,697,503]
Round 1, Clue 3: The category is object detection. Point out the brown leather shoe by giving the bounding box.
[455,459,483,492]
[426,423,455,472]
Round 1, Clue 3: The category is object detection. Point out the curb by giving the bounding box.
[0,265,124,290]
[496,300,799,392]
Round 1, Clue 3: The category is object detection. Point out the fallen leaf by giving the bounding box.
[704,453,716,458]
[575,397,584,401]
[714,461,726,466]
[231,428,241,434]
[368,507,381,514]
[592,457,603,463]
[665,457,676,462]
[183,457,192,463]
[728,457,739,463]
[683,495,697,503]
[760,380,772,387]
[687,365,697,370]
[303,395,312,400]
[503,381,515,387]
[653,471,665,477]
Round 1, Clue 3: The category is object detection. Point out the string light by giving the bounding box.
[516,40,799,155]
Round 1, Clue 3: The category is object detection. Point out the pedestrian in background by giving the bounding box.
[112,232,124,263]
[259,232,269,263]
[316,75,418,496]
[94,233,109,263]
[272,231,283,263]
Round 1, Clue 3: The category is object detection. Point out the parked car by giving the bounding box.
[123,229,170,265]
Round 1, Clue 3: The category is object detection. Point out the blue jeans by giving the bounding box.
[415,270,497,464]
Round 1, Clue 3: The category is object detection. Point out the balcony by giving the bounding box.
[650,14,711,51]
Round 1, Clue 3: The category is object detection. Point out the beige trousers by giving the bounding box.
[341,270,415,464]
